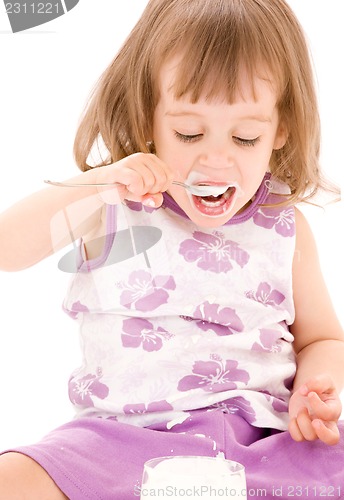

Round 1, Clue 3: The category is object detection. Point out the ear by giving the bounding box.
[273,122,288,150]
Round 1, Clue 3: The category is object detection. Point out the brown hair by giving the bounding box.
[73,0,339,204]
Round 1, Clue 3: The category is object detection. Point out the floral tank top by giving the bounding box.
[63,173,296,431]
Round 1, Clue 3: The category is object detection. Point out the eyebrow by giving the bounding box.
[166,111,272,123]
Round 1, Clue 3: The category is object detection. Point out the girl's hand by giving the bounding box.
[288,375,342,445]
[95,153,174,207]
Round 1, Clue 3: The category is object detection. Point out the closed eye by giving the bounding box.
[233,136,260,147]
[174,131,203,143]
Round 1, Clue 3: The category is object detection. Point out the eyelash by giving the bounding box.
[233,136,261,147]
[174,131,202,143]
[174,131,260,147]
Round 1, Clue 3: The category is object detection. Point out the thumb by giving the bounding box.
[142,193,164,208]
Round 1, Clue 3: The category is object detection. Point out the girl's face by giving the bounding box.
[153,57,287,227]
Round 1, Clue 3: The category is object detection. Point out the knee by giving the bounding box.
[0,452,68,499]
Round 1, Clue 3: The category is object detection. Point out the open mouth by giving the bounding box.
[191,185,238,217]
[197,185,236,206]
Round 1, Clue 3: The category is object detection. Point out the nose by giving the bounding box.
[199,138,235,170]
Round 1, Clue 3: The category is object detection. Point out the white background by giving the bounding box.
[0,1,343,449]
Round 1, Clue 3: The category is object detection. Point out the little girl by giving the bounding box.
[1,0,343,498]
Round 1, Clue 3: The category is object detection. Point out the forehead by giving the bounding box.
[157,56,278,110]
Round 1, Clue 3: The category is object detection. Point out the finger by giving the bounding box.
[142,154,174,187]
[302,375,335,395]
[98,154,173,197]
[141,193,164,208]
[295,408,318,441]
[97,185,122,205]
[312,419,340,446]
[123,165,156,195]
[97,164,147,196]
[288,417,305,442]
[125,158,171,195]
[98,156,156,196]
[308,391,341,421]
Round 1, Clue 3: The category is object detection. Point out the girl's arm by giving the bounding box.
[0,153,172,272]
[289,207,344,444]
[0,169,103,271]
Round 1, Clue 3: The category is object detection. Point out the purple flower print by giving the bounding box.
[120,270,176,311]
[178,354,249,393]
[251,329,282,353]
[261,392,288,413]
[179,231,250,273]
[69,371,109,407]
[193,301,244,336]
[122,317,173,351]
[125,200,156,213]
[272,397,288,413]
[253,198,295,237]
[123,400,173,415]
[123,403,146,415]
[63,300,89,320]
[211,397,256,424]
[245,282,285,307]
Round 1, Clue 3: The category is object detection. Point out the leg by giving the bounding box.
[0,452,68,500]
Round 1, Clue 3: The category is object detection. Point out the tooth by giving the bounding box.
[200,199,223,207]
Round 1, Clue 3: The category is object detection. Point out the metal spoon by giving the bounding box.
[171,181,230,197]
[44,180,230,197]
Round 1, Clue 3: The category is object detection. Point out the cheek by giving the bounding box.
[153,130,174,159]
[155,140,189,174]
[152,119,167,152]
[249,141,276,169]
[156,146,182,168]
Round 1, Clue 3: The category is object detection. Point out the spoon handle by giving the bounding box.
[44,179,229,197]
[44,179,189,189]
[44,180,120,187]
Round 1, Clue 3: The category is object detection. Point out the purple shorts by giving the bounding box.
[2,410,344,499]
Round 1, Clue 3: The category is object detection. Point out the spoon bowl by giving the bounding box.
[171,181,230,197]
